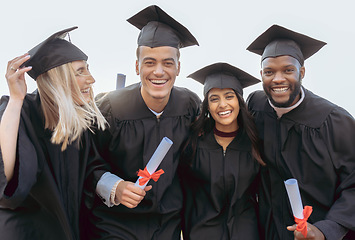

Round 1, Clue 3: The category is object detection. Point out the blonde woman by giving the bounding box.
[0,27,107,240]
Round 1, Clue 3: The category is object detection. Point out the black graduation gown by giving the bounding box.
[247,88,355,240]
[0,92,107,240]
[87,83,201,240]
[179,130,260,240]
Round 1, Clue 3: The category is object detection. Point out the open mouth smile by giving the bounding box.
[150,79,168,85]
[272,87,289,93]
[81,88,90,94]
[218,110,232,116]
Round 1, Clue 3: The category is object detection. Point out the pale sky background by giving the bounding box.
[1,0,354,116]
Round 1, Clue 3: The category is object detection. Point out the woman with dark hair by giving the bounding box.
[0,27,107,240]
[179,62,265,240]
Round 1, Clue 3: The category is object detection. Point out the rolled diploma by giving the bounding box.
[284,178,304,219]
[134,137,173,189]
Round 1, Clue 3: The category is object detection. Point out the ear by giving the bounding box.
[135,60,139,75]
[176,61,181,76]
[300,66,305,80]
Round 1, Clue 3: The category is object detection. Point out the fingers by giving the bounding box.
[288,222,325,240]
[116,181,148,208]
[6,53,31,76]
[144,185,152,192]
[287,224,297,231]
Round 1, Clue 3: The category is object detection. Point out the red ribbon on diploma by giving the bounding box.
[294,205,313,238]
[137,167,165,186]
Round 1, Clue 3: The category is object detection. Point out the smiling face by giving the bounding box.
[261,55,305,108]
[71,60,95,105]
[208,88,240,132]
[136,46,180,109]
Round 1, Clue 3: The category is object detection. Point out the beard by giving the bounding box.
[264,76,302,108]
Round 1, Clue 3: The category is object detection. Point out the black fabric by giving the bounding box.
[127,5,199,49]
[246,24,326,66]
[247,88,355,240]
[20,26,88,80]
[179,130,260,240]
[0,92,107,240]
[85,83,201,240]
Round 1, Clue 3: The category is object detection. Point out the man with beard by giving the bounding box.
[246,25,355,240]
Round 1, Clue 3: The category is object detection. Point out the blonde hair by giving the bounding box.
[36,62,106,151]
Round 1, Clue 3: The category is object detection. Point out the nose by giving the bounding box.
[272,71,285,84]
[86,74,95,84]
[219,98,228,108]
[153,63,164,76]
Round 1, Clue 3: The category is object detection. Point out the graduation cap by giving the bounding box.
[188,62,260,96]
[247,24,326,66]
[127,5,199,49]
[21,26,88,80]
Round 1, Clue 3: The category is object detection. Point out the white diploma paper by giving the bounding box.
[135,137,173,189]
[284,178,304,219]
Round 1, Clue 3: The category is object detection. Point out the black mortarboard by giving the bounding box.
[188,62,260,96]
[247,24,326,66]
[21,26,88,80]
[127,5,199,49]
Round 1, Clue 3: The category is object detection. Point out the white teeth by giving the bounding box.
[81,88,90,93]
[151,79,167,84]
[219,110,231,116]
[273,87,288,93]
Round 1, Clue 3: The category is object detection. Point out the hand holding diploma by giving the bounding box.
[114,137,172,208]
[285,179,324,239]
[135,137,173,189]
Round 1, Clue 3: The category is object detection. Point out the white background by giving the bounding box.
[1,0,354,116]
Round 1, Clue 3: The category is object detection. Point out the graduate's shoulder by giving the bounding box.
[166,86,201,116]
[0,91,39,118]
[172,85,201,105]
[246,90,267,112]
[96,83,139,103]
[304,89,352,119]
[95,83,140,114]
[291,88,353,128]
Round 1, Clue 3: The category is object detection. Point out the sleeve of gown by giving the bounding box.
[315,107,355,235]
[313,219,348,240]
[96,172,123,207]
[85,94,124,208]
[0,98,39,209]
[83,131,113,209]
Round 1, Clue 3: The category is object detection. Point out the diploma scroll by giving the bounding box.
[284,178,313,238]
[284,178,304,219]
[135,137,173,189]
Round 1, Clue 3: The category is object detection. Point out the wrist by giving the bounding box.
[8,97,24,107]
[110,179,123,205]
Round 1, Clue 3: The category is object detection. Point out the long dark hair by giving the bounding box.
[180,89,265,166]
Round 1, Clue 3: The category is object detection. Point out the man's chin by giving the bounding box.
[269,94,298,108]
[271,100,291,108]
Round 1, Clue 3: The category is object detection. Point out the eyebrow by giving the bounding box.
[142,57,156,62]
[208,94,218,99]
[209,91,235,98]
[163,58,176,62]
[75,66,86,72]
[142,57,176,62]
[263,63,296,69]
[224,91,235,95]
[284,64,296,68]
